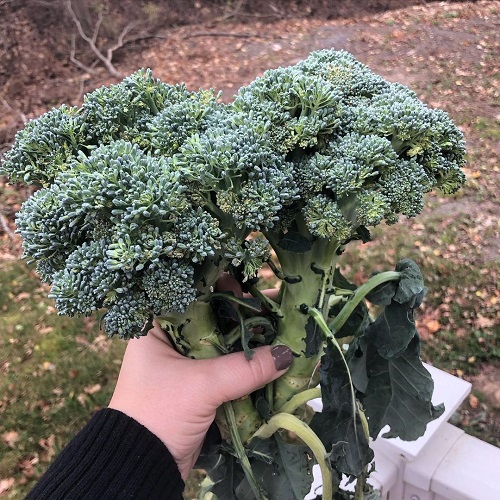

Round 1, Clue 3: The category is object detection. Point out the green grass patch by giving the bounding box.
[0,260,126,498]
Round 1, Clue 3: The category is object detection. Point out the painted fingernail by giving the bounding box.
[271,345,293,371]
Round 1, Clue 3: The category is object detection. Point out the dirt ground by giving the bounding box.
[0,0,499,444]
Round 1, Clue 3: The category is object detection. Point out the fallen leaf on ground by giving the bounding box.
[469,394,479,409]
[1,430,20,448]
[84,384,102,395]
[0,478,15,495]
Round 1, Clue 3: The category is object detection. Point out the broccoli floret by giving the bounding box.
[15,185,86,261]
[103,291,152,339]
[233,69,342,153]
[0,105,84,185]
[56,140,189,226]
[82,68,193,146]
[142,260,197,314]
[303,194,354,240]
[148,89,220,155]
[176,111,298,231]
[49,240,115,316]
[296,49,390,99]
[225,235,271,282]
[323,133,397,197]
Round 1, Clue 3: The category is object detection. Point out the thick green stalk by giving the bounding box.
[252,413,334,500]
[277,387,321,415]
[157,299,264,444]
[265,233,341,409]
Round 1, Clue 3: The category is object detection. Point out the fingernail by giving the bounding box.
[271,345,293,371]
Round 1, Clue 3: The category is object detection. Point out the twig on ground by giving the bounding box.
[183,32,271,40]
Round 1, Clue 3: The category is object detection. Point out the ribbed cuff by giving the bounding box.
[26,408,185,499]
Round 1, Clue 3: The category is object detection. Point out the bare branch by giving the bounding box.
[106,21,141,63]
[73,76,88,106]
[92,13,103,45]
[66,0,122,78]
[222,0,246,21]
[69,35,98,74]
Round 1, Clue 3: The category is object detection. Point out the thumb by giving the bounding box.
[204,345,293,406]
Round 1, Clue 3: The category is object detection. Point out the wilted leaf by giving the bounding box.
[310,338,373,476]
[476,314,494,329]
[39,434,56,462]
[237,435,314,499]
[353,335,445,440]
[41,361,56,372]
[425,319,441,334]
[13,292,31,302]
[469,394,479,409]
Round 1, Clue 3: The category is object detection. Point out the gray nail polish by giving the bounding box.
[272,345,293,371]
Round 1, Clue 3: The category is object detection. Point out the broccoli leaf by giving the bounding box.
[237,436,314,500]
[364,298,420,359]
[351,334,445,440]
[365,279,397,306]
[393,258,425,305]
[310,338,374,476]
[330,268,370,339]
[366,258,424,306]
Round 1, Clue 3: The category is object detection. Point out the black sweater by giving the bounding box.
[26,408,185,499]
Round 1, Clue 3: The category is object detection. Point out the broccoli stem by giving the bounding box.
[157,299,265,444]
[156,301,222,359]
[277,387,321,415]
[252,412,334,500]
[215,394,264,444]
[265,233,341,410]
[328,270,400,333]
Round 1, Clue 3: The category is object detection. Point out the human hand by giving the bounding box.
[108,314,291,480]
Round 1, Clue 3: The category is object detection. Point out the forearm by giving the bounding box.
[26,408,184,500]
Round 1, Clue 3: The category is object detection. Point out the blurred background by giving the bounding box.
[0,0,498,497]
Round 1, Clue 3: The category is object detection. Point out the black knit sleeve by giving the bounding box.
[26,408,185,499]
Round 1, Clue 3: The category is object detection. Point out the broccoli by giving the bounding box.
[1,49,466,499]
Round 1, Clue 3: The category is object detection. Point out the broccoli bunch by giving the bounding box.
[234,49,466,239]
[1,50,466,500]
[3,70,297,341]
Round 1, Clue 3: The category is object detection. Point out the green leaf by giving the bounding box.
[198,453,242,500]
[365,279,397,306]
[364,299,418,359]
[393,259,425,305]
[330,268,370,339]
[353,335,445,440]
[277,231,312,253]
[310,338,374,477]
[365,259,425,307]
[238,435,315,500]
[332,267,357,291]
